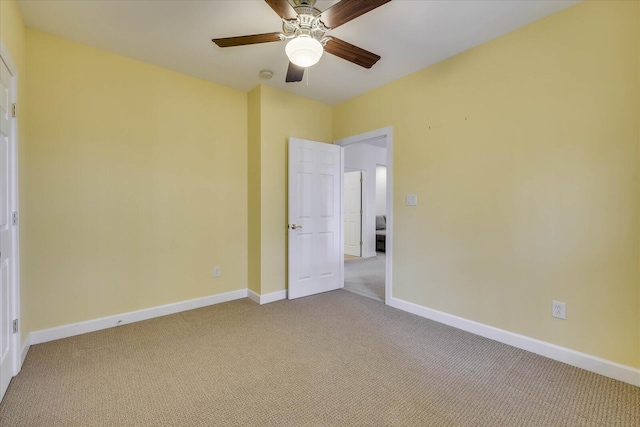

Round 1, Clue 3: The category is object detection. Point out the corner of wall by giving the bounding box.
[247,86,262,294]
[637,0,640,369]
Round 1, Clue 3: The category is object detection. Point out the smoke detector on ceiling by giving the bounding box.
[259,70,274,80]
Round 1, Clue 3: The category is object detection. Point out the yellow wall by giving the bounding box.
[334,1,639,368]
[252,85,332,295]
[247,86,261,294]
[25,30,248,331]
[0,0,28,344]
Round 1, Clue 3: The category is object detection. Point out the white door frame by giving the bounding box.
[0,40,22,378]
[334,127,393,304]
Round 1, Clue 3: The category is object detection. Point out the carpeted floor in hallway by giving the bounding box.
[343,252,385,302]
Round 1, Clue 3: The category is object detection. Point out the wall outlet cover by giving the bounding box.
[552,300,566,319]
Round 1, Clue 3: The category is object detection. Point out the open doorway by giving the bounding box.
[336,127,393,304]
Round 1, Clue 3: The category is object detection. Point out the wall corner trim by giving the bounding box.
[248,289,261,304]
[20,335,30,367]
[29,289,249,345]
[387,297,640,387]
[248,289,287,305]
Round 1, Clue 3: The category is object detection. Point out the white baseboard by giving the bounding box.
[29,289,248,345]
[248,289,287,305]
[260,290,287,304]
[388,297,640,387]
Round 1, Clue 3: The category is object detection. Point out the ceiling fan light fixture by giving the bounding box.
[285,35,323,68]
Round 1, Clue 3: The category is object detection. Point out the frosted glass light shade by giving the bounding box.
[285,36,323,67]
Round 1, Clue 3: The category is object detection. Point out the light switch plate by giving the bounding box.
[406,194,418,206]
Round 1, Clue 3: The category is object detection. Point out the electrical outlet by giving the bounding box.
[552,301,566,319]
[213,266,221,278]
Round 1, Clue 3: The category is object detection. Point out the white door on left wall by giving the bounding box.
[0,57,17,401]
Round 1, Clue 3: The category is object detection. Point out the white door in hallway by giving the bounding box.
[288,138,342,299]
[344,171,362,257]
[0,57,16,401]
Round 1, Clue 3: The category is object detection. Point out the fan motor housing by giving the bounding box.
[291,0,317,7]
[283,1,325,40]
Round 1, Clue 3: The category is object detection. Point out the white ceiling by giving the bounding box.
[17,0,580,105]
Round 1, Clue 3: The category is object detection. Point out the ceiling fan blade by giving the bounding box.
[264,0,298,20]
[286,62,305,83]
[319,0,391,29]
[324,37,381,69]
[212,32,282,48]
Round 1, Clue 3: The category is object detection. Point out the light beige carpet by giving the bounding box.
[0,290,638,426]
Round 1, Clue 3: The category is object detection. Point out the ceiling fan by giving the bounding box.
[212,0,391,83]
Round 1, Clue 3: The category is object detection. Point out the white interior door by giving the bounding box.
[288,138,342,300]
[0,58,16,401]
[344,171,362,257]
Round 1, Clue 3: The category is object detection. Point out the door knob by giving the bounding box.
[290,224,302,230]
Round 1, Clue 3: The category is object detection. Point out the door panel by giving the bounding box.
[1,261,8,355]
[0,58,15,401]
[288,138,341,299]
[344,171,362,256]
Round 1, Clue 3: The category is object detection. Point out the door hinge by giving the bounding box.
[360,178,363,183]
[11,103,17,118]
[12,319,18,334]
[12,211,17,226]
[359,241,363,246]
[360,209,363,215]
